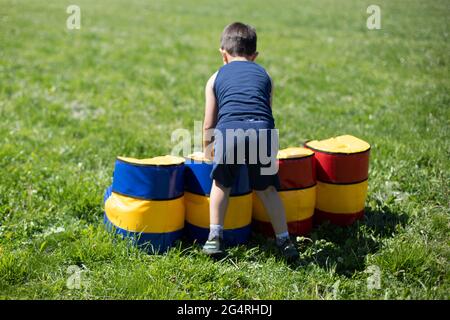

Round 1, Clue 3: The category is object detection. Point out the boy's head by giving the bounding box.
[220,22,258,62]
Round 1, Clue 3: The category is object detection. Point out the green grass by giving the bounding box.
[0,0,449,299]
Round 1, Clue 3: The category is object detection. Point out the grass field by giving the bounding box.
[0,0,449,299]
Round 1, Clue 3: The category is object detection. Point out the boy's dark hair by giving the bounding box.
[220,22,257,57]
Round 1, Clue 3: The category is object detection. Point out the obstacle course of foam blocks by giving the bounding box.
[103,135,370,253]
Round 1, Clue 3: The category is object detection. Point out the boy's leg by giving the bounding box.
[247,125,289,239]
[203,178,231,257]
[255,185,288,235]
[204,124,237,256]
[255,185,299,261]
[208,179,231,239]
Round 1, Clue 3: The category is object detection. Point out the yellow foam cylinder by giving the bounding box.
[185,192,252,229]
[252,186,316,223]
[105,192,185,233]
[315,180,368,214]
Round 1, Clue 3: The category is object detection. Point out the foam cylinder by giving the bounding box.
[305,135,370,226]
[103,155,185,253]
[252,147,316,236]
[183,152,252,245]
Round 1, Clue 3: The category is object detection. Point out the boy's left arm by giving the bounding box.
[203,72,218,160]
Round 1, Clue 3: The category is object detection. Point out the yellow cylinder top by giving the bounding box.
[117,155,185,165]
[306,135,370,154]
[277,147,314,159]
[185,151,213,162]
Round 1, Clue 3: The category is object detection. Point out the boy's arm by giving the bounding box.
[203,72,218,160]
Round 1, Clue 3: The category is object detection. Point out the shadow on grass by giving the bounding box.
[293,207,409,276]
[147,207,409,276]
[187,206,410,274]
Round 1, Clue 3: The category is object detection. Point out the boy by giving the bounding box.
[202,22,299,261]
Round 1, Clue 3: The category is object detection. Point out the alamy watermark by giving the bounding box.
[367,5,381,30]
[66,264,89,290]
[331,265,381,299]
[66,5,81,30]
[171,121,279,175]
[365,265,381,290]
[65,5,380,31]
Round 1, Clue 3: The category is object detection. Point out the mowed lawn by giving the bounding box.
[0,0,449,299]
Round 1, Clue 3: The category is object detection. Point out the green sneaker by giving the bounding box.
[277,238,299,261]
[202,237,224,257]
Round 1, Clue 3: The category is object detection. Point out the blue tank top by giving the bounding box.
[213,61,275,126]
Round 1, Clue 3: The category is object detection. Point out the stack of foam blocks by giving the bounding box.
[305,135,370,226]
[252,147,316,236]
[103,156,185,253]
[183,152,252,245]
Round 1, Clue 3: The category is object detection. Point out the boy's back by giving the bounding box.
[213,61,274,126]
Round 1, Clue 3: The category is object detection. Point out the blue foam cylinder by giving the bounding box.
[184,159,250,196]
[112,158,184,200]
[103,213,183,253]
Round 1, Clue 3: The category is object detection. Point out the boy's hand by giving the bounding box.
[203,143,214,161]
[204,151,214,161]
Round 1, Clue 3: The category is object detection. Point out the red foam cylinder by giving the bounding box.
[304,135,370,184]
[278,155,316,190]
[308,149,370,184]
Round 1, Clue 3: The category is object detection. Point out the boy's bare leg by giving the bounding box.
[255,186,288,234]
[208,179,231,238]
[203,179,231,256]
[255,185,299,261]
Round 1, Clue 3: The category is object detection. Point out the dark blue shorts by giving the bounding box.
[210,120,280,191]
